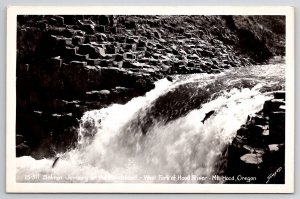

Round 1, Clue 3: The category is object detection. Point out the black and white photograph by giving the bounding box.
[6,6,295,193]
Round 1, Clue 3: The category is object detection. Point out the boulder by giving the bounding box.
[105,44,117,54]
[248,124,264,136]
[113,61,123,68]
[86,89,111,101]
[124,60,136,68]
[236,126,249,136]
[158,38,166,44]
[130,62,145,68]
[84,35,97,43]
[115,35,126,43]
[273,91,285,100]
[111,26,118,34]
[99,89,110,95]
[63,46,77,61]
[47,27,74,38]
[86,91,101,101]
[108,87,136,103]
[93,46,106,59]
[184,33,193,38]
[125,21,136,29]
[99,59,113,67]
[99,67,128,88]
[95,33,107,42]
[72,35,85,45]
[107,35,115,42]
[16,134,24,145]
[247,114,268,125]
[209,68,220,74]
[134,76,155,92]
[62,63,101,93]
[97,15,110,26]
[220,63,231,69]
[115,54,124,62]
[189,67,204,74]
[255,115,268,125]
[138,40,147,47]
[55,99,81,113]
[74,53,89,62]
[48,56,62,72]
[156,43,164,49]
[240,153,263,165]
[123,52,136,60]
[268,144,284,153]
[81,24,95,34]
[135,50,146,59]
[61,15,83,25]
[153,30,161,39]
[86,58,101,66]
[246,124,265,147]
[187,62,195,68]
[95,25,106,33]
[126,37,138,44]
[77,44,106,59]
[50,113,78,131]
[124,44,137,51]
[48,17,60,26]
[16,143,31,157]
[54,16,65,26]
[57,36,73,47]
[269,111,285,142]
[166,76,173,82]
[152,53,161,59]
[69,61,87,68]
[263,99,285,114]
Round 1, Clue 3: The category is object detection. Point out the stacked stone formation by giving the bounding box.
[16,15,282,158]
[226,91,285,183]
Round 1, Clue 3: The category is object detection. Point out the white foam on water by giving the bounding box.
[16,64,284,183]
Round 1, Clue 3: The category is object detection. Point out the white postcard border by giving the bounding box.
[6,6,295,193]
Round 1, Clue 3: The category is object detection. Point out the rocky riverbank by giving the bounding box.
[16,15,285,159]
[224,91,285,183]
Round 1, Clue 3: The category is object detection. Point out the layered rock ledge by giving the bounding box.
[225,91,285,183]
[16,15,285,158]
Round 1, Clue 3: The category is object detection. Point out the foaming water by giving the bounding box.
[16,63,285,183]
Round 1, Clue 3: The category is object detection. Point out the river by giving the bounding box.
[16,63,285,183]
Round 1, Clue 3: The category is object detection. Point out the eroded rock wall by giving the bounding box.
[16,15,285,158]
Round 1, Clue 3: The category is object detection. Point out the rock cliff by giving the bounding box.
[16,15,285,159]
[225,91,285,183]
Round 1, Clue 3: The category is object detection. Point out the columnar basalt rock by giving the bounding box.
[225,91,285,183]
[16,15,285,158]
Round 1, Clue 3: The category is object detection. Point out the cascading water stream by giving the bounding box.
[16,63,285,183]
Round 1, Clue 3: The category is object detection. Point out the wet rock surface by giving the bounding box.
[225,91,285,183]
[16,15,285,158]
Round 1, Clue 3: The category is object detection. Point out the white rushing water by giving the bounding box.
[16,63,285,183]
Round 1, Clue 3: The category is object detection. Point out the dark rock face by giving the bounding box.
[16,15,285,159]
[16,143,31,157]
[225,92,285,183]
[223,16,285,62]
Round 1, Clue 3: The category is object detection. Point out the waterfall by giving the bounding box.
[16,64,285,183]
